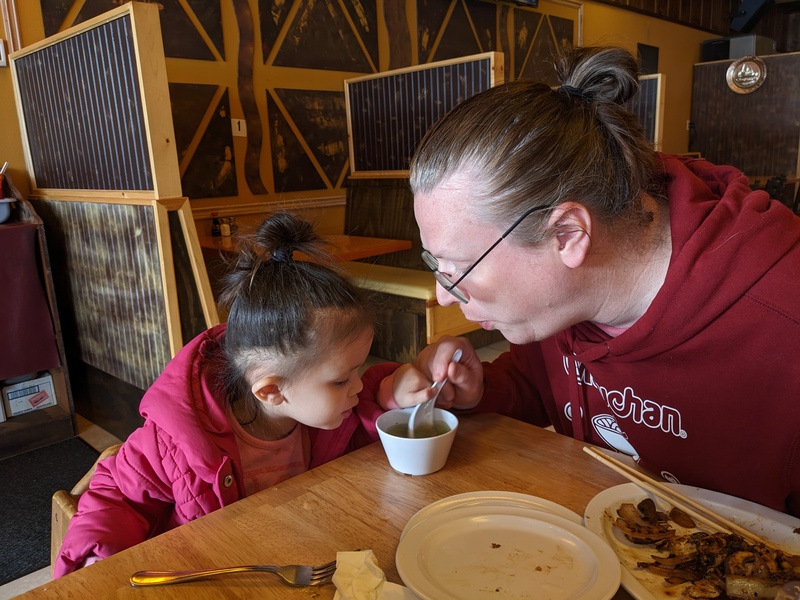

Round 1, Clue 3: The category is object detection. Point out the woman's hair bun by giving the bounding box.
[555,46,641,107]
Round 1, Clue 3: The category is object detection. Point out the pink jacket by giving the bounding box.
[55,324,398,577]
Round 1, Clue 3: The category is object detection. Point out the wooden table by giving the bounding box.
[199,233,412,262]
[22,414,633,599]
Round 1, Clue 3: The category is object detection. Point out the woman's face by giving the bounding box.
[414,173,585,344]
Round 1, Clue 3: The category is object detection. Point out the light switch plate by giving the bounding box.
[0,40,7,68]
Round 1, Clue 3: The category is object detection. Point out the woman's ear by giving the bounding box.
[251,376,284,406]
[550,202,592,269]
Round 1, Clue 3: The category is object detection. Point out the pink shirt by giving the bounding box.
[230,418,311,496]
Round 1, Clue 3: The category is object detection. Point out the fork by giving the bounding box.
[129,560,337,587]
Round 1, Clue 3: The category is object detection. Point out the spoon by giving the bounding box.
[407,349,463,438]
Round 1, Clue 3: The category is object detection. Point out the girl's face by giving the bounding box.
[277,328,374,430]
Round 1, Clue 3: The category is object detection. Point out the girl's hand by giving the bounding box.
[376,364,439,410]
[390,363,440,409]
[413,337,484,410]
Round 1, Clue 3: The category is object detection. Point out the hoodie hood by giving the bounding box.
[559,154,800,364]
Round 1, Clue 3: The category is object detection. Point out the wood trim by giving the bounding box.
[0,0,21,52]
[153,200,183,357]
[177,200,220,327]
[190,195,346,219]
[129,2,182,199]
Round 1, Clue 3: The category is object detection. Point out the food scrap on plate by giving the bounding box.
[615,498,800,599]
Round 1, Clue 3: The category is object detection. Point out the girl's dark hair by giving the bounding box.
[409,45,666,243]
[217,211,375,419]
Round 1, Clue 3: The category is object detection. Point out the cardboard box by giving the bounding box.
[2,373,57,417]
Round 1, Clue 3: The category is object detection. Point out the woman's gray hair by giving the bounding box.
[409,46,665,244]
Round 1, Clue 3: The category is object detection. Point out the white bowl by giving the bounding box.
[376,407,458,476]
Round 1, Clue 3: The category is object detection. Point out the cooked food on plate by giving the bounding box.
[615,499,800,599]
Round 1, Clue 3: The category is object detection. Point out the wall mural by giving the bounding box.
[37,0,578,201]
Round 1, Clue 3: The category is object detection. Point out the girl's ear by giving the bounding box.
[549,202,592,269]
[251,376,284,406]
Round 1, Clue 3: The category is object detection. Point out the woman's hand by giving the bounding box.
[413,336,484,410]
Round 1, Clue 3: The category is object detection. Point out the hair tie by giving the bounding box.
[270,248,292,262]
[558,85,591,102]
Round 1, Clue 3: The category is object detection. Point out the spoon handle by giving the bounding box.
[408,348,463,437]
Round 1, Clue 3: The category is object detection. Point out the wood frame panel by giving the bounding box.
[344,52,504,178]
[9,2,181,200]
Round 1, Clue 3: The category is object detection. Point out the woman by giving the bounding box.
[409,45,800,516]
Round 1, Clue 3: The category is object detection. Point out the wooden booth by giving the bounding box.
[691,52,800,210]
[9,2,218,440]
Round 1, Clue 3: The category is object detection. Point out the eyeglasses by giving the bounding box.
[421,204,551,303]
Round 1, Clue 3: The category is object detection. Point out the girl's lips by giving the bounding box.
[479,321,493,330]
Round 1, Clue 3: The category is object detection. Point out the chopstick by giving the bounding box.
[583,445,769,547]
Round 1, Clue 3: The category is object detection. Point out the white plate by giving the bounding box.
[401,490,582,540]
[583,483,800,600]
[397,505,621,600]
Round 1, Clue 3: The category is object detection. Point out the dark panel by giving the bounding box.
[267,94,327,192]
[186,0,225,59]
[259,0,293,61]
[550,15,575,54]
[432,0,483,61]
[346,55,496,173]
[345,178,422,270]
[273,0,372,71]
[40,0,71,36]
[71,361,145,441]
[169,83,220,163]
[514,11,544,79]
[520,16,561,85]
[465,0,498,53]
[168,211,208,345]
[638,43,660,75]
[343,0,379,67]
[31,200,172,391]
[625,76,660,146]
[13,14,153,191]
[418,0,451,64]
[180,88,239,199]
[275,89,349,188]
[691,54,800,206]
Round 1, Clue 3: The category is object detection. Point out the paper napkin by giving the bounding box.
[333,550,419,600]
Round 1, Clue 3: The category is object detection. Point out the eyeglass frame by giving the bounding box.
[421,204,552,303]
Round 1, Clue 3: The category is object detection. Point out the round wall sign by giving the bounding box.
[726,56,767,94]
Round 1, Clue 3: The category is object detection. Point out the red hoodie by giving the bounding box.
[479,154,800,516]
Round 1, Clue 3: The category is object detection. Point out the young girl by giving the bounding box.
[54,211,427,577]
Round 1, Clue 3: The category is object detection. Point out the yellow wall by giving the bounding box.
[580,3,717,154]
[0,16,29,198]
[0,1,717,224]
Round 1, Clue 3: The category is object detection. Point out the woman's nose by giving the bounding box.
[435,282,461,306]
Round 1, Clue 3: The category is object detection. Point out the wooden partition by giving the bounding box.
[344,52,504,178]
[9,2,217,439]
[691,52,800,208]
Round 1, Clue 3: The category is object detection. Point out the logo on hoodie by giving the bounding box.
[564,358,688,452]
